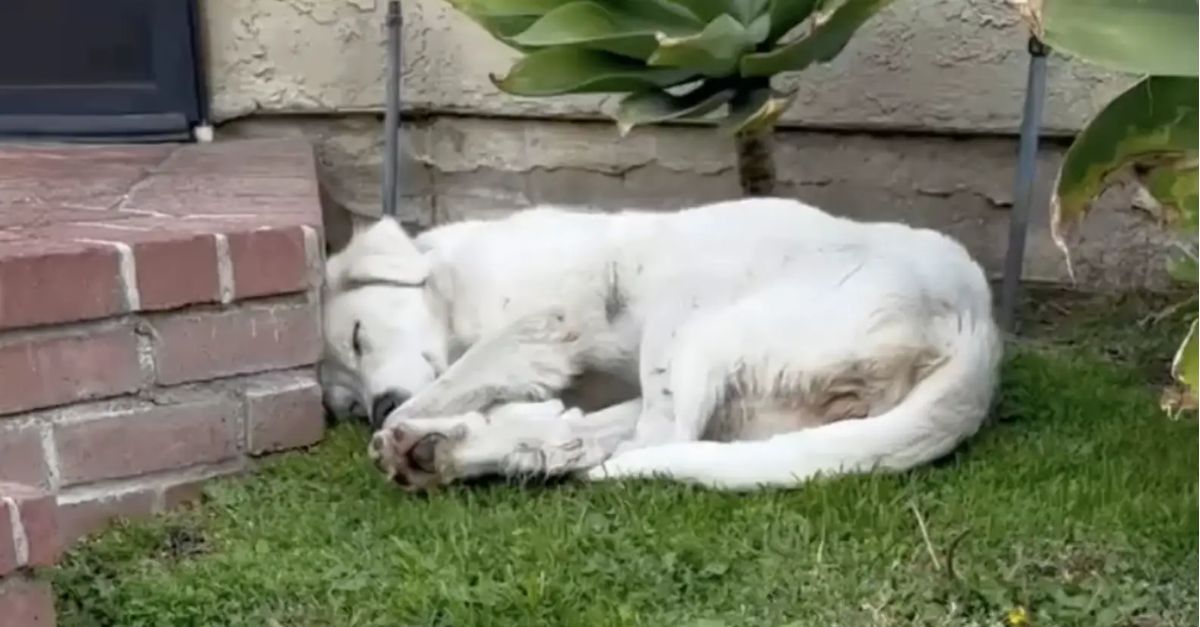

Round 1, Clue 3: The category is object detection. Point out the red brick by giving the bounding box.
[0,238,125,329]
[133,234,221,310]
[149,303,320,385]
[0,173,135,211]
[27,221,222,312]
[227,226,310,300]
[0,574,56,627]
[121,173,318,217]
[0,426,49,488]
[54,399,239,487]
[0,483,60,573]
[0,207,132,230]
[0,326,142,416]
[0,144,172,178]
[57,489,156,545]
[245,372,324,455]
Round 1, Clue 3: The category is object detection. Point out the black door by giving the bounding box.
[0,0,206,142]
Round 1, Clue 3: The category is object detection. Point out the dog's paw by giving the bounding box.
[368,423,466,492]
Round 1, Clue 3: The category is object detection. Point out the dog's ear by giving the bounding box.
[325,217,430,292]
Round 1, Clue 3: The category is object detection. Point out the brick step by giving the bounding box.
[0,140,329,553]
[0,140,322,331]
[1,482,59,627]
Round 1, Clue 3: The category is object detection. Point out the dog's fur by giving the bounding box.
[320,197,1002,491]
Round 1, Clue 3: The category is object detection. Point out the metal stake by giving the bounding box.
[382,0,403,218]
[999,36,1049,333]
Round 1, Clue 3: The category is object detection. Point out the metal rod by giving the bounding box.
[382,0,402,218]
[999,36,1049,333]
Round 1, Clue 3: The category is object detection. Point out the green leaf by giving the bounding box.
[660,0,730,22]
[765,0,820,43]
[510,1,694,59]
[613,82,737,135]
[1171,320,1198,394]
[745,13,771,45]
[650,14,756,77]
[634,0,712,26]
[448,0,570,17]
[740,0,895,77]
[729,0,770,25]
[490,48,698,96]
[470,15,542,50]
[1051,76,1199,250]
[1141,161,1199,229]
[1017,0,1199,77]
[720,87,796,135]
[1166,248,1197,285]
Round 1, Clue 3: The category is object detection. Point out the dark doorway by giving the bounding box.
[0,0,206,142]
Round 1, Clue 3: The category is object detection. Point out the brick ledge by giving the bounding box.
[0,139,324,331]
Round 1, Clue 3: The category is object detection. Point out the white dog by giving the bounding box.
[320,198,1002,492]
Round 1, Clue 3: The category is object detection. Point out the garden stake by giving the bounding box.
[999,36,1049,332]
[382,0,402,218]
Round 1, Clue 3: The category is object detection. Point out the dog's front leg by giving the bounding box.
[381,311,584,428]
[370,400,639,491]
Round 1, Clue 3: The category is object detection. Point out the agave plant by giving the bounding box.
[1015,0,1199,408]
[447,0,895,195]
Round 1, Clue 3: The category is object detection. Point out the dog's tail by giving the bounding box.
[588,314,1002,490]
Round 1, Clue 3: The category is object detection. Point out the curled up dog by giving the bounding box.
[319,197,1002,492]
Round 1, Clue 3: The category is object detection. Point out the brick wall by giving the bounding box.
[0,141,329,551]
[0,482,59,625]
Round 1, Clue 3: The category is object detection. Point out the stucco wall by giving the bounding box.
[200,0,1133,134]
[200,0,1173,292]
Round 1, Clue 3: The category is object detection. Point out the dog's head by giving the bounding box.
[321,217,450,427]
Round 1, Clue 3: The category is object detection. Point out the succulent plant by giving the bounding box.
[1015,0,1198,409]
[446,0,895,194]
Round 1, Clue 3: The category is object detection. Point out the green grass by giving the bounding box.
[54,293,1198,627]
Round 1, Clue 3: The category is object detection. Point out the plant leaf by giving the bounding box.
[765,0,820,43]
[650,14,756,77]
[659,0,730,22]
[729,0,771,25]
[1051,76,1199,253]
[745,13,771,45]
[447,0,571,17]
[491,47,698,96]
[471,15,543,51]
[613,82,737,135]
[1140,160,1199,230]
[633,0,711,26]
[740,0,895,77]
[510,1,695,59]
[1171,320,1199,395]
[1016,0,1199,77]
[445,0,552,50]
[720,87,797,135]
[1166,248,1198,284]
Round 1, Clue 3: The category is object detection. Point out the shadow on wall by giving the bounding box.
[229,113,1174,292]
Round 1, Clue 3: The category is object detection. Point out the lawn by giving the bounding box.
[53,291,1198,627]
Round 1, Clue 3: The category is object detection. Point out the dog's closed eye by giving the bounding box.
[351,321,364,356]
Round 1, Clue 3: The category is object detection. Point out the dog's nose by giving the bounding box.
[370,391,409,425]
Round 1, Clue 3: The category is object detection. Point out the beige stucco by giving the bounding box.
[202,0,1175,292]
[221,114,1174,291]
[200,0,1132,134]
